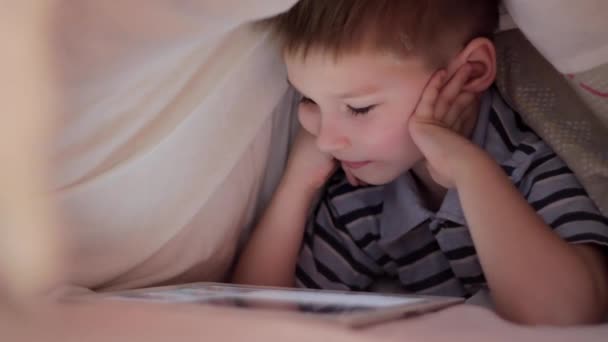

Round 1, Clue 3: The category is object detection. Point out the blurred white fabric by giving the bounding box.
[48,1,298,290]
[503,0,608,73]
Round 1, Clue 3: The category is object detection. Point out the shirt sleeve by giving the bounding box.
[515,143,608,250]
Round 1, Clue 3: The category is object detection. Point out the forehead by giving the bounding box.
[284,50,431,95]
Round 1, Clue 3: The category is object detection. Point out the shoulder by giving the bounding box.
[484,92,606,226]
[486,90,550,160]
[482,90,559,178]
[480,91,608,248]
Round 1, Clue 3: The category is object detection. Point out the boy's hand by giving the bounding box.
[284,128,337,193]
[408,64,482,188]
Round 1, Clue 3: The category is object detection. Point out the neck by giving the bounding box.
[410,162,447,212]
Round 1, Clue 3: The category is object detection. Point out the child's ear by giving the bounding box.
[445,37,496,93]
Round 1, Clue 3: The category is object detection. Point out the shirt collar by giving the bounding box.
[379,173,432,241]
[380,90,494,235]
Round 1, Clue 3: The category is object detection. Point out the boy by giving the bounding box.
[233,0,608,325]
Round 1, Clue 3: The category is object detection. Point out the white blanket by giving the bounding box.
[2,0,607,295]
[44,1,300,290]
[504,0,608,74]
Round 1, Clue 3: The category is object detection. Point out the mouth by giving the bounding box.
[340,160,371,170]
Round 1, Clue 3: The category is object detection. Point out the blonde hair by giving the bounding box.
[263,0,500,67]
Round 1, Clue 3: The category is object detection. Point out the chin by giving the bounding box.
[357,172,402,186]
[352,162,410,186]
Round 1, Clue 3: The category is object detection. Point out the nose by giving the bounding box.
[316,117,350,153]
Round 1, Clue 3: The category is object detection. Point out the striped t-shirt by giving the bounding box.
[295,89,608,297]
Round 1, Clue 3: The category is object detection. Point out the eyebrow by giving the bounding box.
[286,78,380,100]
[335,85,381,99]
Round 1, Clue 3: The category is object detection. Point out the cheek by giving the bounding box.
[297,107,319,136]
[373,127,413,151]
[359,113,417,155]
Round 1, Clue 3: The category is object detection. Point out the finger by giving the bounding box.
[343,167,360,187]
[413,70,446,121]
[434,63,472,121]
[444,91,476,128]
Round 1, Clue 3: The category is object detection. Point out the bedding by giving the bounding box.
[498,0,608,214]
[495,30,608,215]
[46,1,298,290]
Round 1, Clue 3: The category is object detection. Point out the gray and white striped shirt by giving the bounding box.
[295,89,608,297]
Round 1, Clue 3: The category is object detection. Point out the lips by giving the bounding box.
[341,160,371,170]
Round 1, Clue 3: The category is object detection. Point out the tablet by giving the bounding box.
[93,283,464,327]
[93,282,464,327]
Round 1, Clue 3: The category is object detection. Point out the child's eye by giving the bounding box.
[347,105,375,116]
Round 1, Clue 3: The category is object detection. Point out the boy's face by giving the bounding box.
[285,51,434,185]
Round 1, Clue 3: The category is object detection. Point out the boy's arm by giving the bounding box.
[232,176,319,287]
[453,145,608,325]
[232,129,336,287]
[410,68,608,325]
